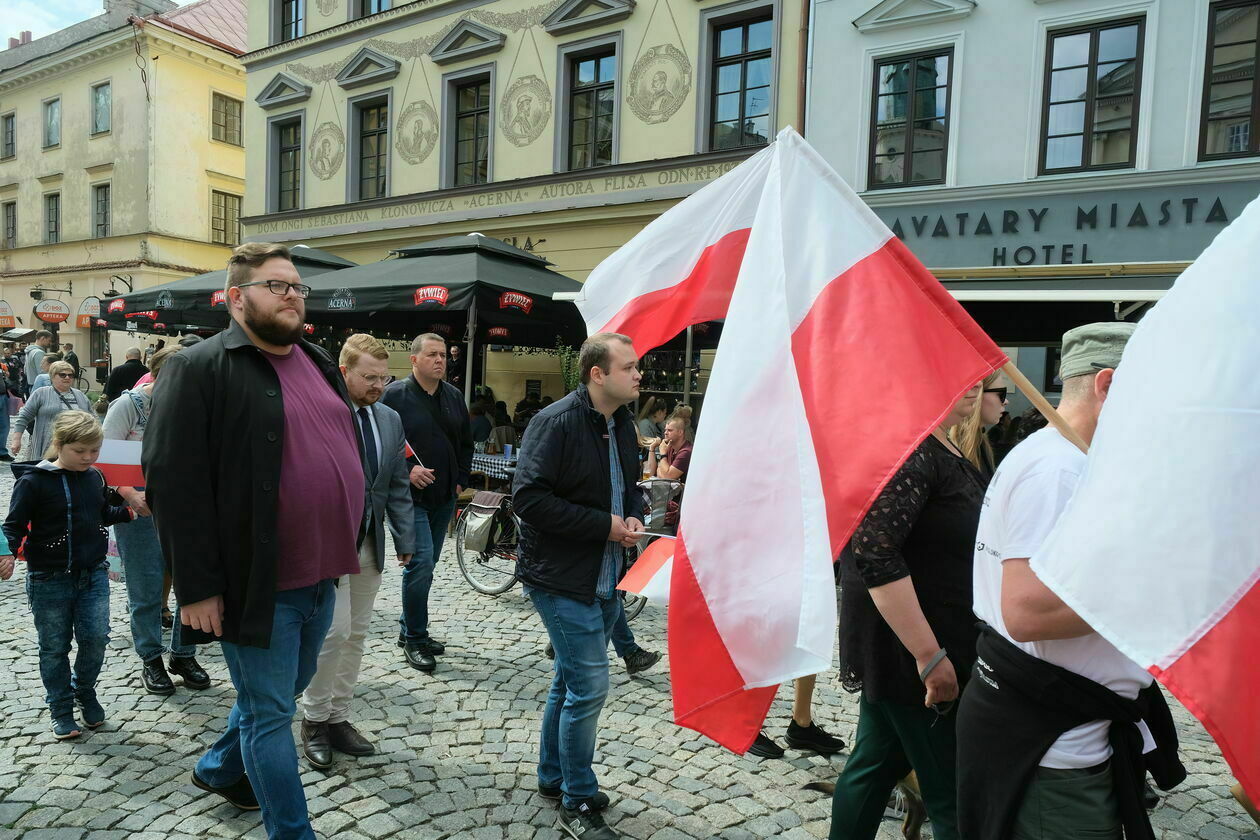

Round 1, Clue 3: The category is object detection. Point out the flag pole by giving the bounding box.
[1001,361,1089,454]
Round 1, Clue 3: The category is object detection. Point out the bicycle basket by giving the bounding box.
[462,491,509,553]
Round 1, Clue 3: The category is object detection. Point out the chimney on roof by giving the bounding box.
[21,31,31,44]
[7,38,17,49]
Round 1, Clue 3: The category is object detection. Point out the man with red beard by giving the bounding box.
[144,242,368,840]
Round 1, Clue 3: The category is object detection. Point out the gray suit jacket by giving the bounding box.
[360,401,416,571]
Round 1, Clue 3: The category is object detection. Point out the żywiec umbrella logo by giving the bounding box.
[155,290,174,310]
[210,290,226,306]
[126,311,159,320]
[488,327,510,339]
[107,298,126,313]
[499,292,534,313]
[329,288,357,310]
[413,286,450,306]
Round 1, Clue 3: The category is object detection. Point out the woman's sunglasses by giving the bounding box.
[984,387,1008,402]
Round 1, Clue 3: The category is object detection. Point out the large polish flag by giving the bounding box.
[1030,194,1260,802]
[580,128,1007,751]
[96,440,144,487]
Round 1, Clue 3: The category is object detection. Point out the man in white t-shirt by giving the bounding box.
[966,322,1149,839]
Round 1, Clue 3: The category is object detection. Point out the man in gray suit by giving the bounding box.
[300,333,415,770]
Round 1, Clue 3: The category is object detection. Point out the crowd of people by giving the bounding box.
[0,240,1242,840]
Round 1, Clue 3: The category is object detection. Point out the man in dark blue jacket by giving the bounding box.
[513,332,645,840]
[381,332,472,672]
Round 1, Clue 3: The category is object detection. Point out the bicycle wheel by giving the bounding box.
[455,510,519,595]
[623,591,648,621]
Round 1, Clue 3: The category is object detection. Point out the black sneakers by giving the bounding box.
[538,787,610,809]
[622,648,661,675]
[785,719,846,755]
[557,801,619,839]
[748,731,785,759]
[191,770,260,810]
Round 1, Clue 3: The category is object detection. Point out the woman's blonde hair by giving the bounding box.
[47,360,75,380]
[148,346,182,379]
[637,395,666,421]
[46,410,104,460]
[949,371,999,474]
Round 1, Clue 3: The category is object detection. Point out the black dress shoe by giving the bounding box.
[327,721,375,756]
[142,656,176,696]
[301,720,333,770]
[404,643,436,672]
[785,719,846,755]
[168,655,211,690]
[397,633,445,656]
[192,770,260,810]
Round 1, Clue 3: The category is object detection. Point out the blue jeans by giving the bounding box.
[0,395,10,456]
[116,513,192,661]
[610,596,637,659]
[196,580,335,840]
[25,562,111,719]
[399,499,455,644]
[529,588,621,808]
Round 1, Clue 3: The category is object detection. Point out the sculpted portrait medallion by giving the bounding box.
[396,100,440,164]
[627,45,692,124]
[499,74,551,147]
[315,0,337,15]
[309,122,346,181]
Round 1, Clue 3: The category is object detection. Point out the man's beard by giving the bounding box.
[242,295,303,346]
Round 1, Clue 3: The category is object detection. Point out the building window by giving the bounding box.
[1201,1,1260,160]
[45,194,60,244]
[44,98,61,147]
[1039,17,1144,173]
[2,202,15,249]
[454,78,490,185]
[568,51,616,170]
[279,0,304,42]
[357,0,390,16]
[276,119,302,211]
[869,49,952,189]
[709,15,773,151]
[93,184,111,238]
[1,113,13,159]
[211,191,241,246]
[91,82,111,134]
[212,94,243,146]
[355,99,389,200]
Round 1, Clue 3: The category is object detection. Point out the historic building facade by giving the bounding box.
[0,0,245,368]
[239,0,804,279]
[807,0,1260,406]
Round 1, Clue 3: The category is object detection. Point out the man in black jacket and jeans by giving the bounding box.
[381,332,472,672]
[144,242,367,840]
[513,332,645,840]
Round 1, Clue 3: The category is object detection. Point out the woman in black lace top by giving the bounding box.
[828,383,988,840]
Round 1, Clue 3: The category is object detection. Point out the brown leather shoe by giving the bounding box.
[327,720,374,757]
[300,719,332,769]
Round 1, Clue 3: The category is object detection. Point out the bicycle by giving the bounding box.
[454,492,648,620]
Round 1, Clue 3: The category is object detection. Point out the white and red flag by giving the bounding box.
[579,128,1006,752]
[1030,194,1260,803]
[96,439,144,487]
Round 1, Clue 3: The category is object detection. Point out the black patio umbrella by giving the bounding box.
[100,244,355,334]
[301,233,586,392]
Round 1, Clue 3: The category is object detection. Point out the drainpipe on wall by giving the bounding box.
[797,0,811,133]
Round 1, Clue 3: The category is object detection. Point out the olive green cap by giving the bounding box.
[1059,322,1136,380]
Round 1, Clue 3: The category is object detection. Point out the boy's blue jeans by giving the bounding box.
[25,562,110,719]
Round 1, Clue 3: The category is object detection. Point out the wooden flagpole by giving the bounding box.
[1001,362,1089,455]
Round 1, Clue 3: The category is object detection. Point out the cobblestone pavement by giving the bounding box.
[0,471,1256,840]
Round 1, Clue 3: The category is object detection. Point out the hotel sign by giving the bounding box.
[872,180,1260,268]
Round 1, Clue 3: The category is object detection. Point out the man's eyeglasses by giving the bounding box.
[236,280,312,299]
[352,370,394,386]
[984,387,1008,402]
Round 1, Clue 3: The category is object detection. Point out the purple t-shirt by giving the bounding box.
[264,347,365,591]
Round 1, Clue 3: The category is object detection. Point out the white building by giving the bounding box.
[806,0,1258,402]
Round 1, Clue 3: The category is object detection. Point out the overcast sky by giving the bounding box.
[9,0,184,41]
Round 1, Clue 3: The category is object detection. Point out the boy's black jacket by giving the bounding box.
[4,460,133,572]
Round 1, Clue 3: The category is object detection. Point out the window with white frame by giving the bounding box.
[91,82,111,134]
[44,98,61,147]
[1,113,14,159]
[213,93,243,146]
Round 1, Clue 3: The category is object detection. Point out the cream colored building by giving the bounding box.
[240,0,804,280]
[0,0,246,376]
